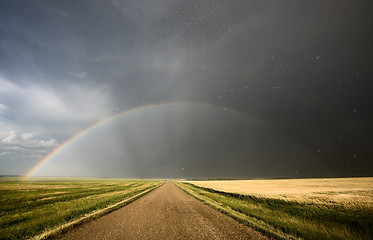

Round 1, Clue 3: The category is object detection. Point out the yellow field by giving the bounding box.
[185,177,373,205]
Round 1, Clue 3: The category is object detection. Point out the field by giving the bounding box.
[0,177,163,240]
[2,177,372,240]
[184,177,373,205]
[178,177,373,240]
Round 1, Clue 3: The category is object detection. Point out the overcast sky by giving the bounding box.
[0,0,372,178]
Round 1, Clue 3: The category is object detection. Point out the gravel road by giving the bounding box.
[57,181,269,240]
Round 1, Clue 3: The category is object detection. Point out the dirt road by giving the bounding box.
[58,181,268,240]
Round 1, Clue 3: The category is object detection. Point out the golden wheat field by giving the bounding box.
[185,177,373,205]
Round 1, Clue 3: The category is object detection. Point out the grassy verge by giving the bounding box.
[0,178,164,240]
[176,182,373,240]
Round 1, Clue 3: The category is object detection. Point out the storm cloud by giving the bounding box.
[1,0,372,178]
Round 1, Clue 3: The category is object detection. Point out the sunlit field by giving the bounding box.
[0,177,163,240]
[178,177,373,239]
[185,177,373,205]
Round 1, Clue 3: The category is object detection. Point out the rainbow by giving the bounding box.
[23,102,218,178]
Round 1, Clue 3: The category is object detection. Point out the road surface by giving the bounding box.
[58,181,269,240]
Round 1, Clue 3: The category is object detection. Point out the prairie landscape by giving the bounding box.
[0,178,163,240]
[179,177,373,239]
[1,0,373,239]
[1,177,373,240]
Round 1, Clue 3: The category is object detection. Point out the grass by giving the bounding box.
[0,177,164,240]
[177,178,373,240]
[184,178,373,205]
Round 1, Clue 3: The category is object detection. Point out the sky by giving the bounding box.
[0,0,372,178]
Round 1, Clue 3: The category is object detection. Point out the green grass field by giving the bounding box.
[0,177,163,240]
[177,180,373,240]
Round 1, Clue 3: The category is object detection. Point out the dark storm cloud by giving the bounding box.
[0,0,372,177]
